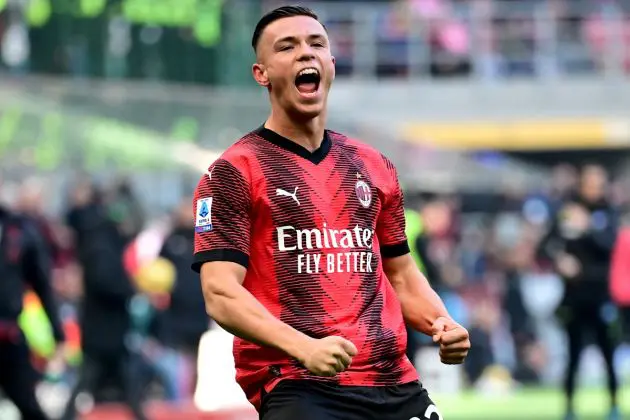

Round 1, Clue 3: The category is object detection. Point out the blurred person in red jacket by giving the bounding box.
[611,210,630,342]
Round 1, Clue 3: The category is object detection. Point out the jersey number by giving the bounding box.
[410,404,443,420]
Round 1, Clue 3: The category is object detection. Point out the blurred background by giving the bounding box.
[0,0,629,419]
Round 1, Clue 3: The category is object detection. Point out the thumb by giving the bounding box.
[431,317,449,343]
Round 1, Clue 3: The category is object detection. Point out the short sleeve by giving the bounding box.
[376,159,410,259]
[192,158,252,272]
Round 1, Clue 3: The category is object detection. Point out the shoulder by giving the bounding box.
[214,132,259,168]
[329,130,397,176]
[205,131,264,182]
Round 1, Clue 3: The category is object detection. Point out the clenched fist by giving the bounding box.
[432,317,470,365]
[301,336,358,377]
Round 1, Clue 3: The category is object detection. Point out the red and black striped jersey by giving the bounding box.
[192,126,418,410]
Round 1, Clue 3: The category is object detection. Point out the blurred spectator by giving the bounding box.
[502,236,540,384]
[410,0,471,77]
[146,197,209,403]
[15,179,65,265]
[464,298,498,386]
[420,197,461,290]
[104,176,145,240]
[61,182,148,420]
[549,164,579,211]
[15,178,77,305]
[0,181,65,420]
[584,8,630,74]
[537,165,620,420]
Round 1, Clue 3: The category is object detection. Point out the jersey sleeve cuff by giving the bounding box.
[380,240,410,259]
[192,249,249,272]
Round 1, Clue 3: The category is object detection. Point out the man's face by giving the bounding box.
[580,165,607,203]
[253,16,335,120]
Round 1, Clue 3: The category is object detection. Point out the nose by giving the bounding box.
[296,42,316,62]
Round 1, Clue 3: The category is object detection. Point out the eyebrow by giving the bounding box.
[274,34,327,46]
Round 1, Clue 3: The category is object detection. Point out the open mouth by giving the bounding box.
[295,68,320,95]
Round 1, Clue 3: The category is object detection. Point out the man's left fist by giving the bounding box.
[431,317,470,365]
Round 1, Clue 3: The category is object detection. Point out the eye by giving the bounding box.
[279,45,293,51]
[312,42,325,48]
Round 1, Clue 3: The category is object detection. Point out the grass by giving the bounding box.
[432,386,630,419]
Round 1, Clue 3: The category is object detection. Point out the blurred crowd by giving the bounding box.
[1,0,629,82]
[405,163,630,392]
[1,160,629,416]
[0,174,209,417]
[317,0,630,77]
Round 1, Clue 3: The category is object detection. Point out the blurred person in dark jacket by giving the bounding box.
[147,197,209,402]
[538,165,620,420]
[16,179,77,308]
[502,239,540,384]
[65,179,104,258]
[106,176,145,239]
[16,179,66,267]
[61,182,147,420]
[0,200,65,420]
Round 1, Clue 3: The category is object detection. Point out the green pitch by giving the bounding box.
[432,386,630,419]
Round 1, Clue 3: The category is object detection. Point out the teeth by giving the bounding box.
[298,68,319,77]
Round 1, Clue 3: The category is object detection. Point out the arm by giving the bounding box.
[22,224,65,343]
[383,253,449,336]
[375,157,469,364]
[374,158,449,336]
[192,159,316,365]
[200,261,313,362]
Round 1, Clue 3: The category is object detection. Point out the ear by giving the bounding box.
[252,63,270,88]
[331,56,336,80]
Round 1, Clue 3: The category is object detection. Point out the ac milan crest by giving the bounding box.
[355,180,372,208]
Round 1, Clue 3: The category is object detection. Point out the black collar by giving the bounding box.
[254,126,331,165]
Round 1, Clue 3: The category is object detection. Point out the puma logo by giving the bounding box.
[276,187,300,206]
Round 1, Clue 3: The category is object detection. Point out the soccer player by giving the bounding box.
[192,6,470,419]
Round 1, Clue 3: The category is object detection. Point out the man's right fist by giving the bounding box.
[301,336,358,377]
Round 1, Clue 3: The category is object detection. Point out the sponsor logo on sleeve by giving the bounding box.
[195,197,213,233]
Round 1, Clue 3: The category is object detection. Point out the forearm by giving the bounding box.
[396,273,450,336]
[203,280,314,363]
[386,257,449,336]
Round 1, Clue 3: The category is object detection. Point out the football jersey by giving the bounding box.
[192,126,418,409]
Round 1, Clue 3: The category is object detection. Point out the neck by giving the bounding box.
[265,107,326,152]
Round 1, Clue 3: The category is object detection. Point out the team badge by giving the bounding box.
[195,197,213,232]
[355,180,372,208]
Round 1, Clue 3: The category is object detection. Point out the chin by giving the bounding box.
[289,103,325,121]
